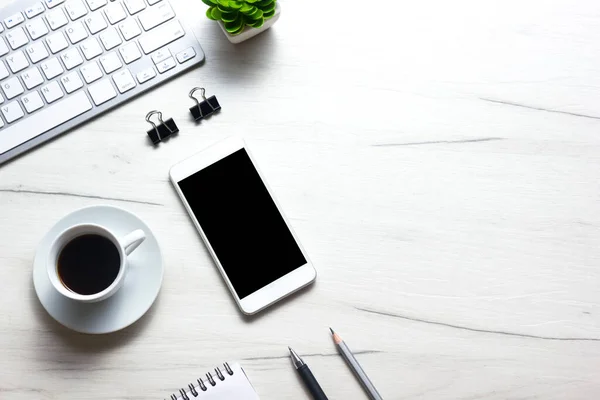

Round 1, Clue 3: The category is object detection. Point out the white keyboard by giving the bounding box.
[0,0,204,164]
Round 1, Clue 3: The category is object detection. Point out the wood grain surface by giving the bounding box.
[1,0,599,399]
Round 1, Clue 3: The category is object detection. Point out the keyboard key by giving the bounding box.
[60,48,84,69]
[148,0,162,4]
[2,77,25,99]
[99,27,122,50]
[25,3,46,19]
[60,71,83,93]
[99,51,122,73]
[86,0,107,11]
[25,41,49,63]
[25,18,49,40]
[0,116,3,128]
[66,21,88,43]
[0,91,92,155]
[104,2,127,24]
[65,0,88,20]
[42,81,64,103]
[118,18,141,40]
[5,13,25,29]
[81,37,103,60]
[176,47,196,64]
[21,67,44,89]
[1,101,24,123]
[46,8,69,30]
[45,0,66,9]
[40,57,64,79]
[80,61,103,83]
[138,2,174,31]
[6,51,30,73]
[156,56,175,73]
[22,90,44,113]
[0,61,9,80]
[0,38,9,57]
[138,20,184,54]
[151,48,170,64]
[124,0,146,15]
[119,42,141,64]
[88,78,116,105]
[46,32,69,54]
[136,66,155,83]
[112,69,136,93]
[7,28,30,50]
[84,13,107,34]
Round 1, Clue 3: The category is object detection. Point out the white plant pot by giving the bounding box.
[218,2,281,44]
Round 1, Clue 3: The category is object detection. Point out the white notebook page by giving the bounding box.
[171,363,260,400]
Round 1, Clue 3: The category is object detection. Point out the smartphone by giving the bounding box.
[170,137,316,315]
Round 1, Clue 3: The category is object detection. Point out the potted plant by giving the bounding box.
[202,0,281,44]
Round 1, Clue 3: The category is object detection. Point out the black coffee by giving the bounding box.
[57,234,120,295]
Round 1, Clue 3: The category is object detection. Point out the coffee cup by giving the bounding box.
[47,223,146,303]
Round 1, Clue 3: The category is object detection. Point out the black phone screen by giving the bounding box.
[178,149,307,299]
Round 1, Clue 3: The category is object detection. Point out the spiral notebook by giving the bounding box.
[165,362,260,400]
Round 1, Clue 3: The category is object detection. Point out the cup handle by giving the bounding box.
[119,229,146,256]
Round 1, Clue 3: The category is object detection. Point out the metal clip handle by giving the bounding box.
[145,110,164,134]
[189,87,207,108]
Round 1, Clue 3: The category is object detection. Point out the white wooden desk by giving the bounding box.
[1,0,600,398]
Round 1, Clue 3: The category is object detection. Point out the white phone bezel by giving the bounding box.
[169,137,316,315]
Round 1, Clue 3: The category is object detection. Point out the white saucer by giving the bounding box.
[33,205,164,334]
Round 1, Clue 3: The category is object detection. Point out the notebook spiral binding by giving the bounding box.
[168,362,234,400]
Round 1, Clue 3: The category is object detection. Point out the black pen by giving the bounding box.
[288,347,329,400]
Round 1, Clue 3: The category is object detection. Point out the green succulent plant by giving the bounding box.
[202,0,277,35]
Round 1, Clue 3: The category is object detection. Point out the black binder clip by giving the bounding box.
[188,87,221,122]
[145,110,179,145]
